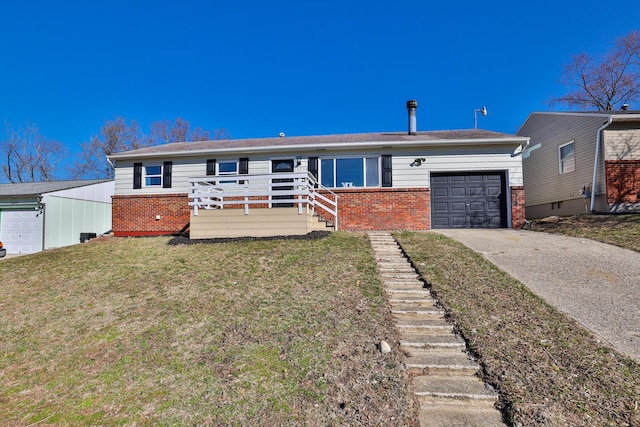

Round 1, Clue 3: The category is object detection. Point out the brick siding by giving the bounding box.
[112,194,190,237]
[335,188,431,231]
[510,186,526,228]
[113,186,524,236]
[605,160,640,204]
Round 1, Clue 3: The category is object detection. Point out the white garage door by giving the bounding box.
[0,209,43,254]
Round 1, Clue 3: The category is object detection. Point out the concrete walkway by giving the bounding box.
[369,233,504,427]
[435,229,640,362]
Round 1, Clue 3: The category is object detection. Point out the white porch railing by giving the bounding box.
[188,172,339,230]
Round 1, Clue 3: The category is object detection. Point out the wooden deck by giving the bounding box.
[190,207,331,239]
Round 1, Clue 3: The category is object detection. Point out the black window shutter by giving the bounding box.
[133,163,142,189]
[163,161,172,188]
[308,157,319,188]
[308,157,318,179]
[239,158,249,175]
[382,155,392,187]
[239,157,249,184]
[206,159,216,175]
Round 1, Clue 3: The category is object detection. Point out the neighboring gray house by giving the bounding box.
[0,180,114,254]
[518,110,640,218]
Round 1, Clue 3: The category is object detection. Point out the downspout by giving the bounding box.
[590,117,613,213]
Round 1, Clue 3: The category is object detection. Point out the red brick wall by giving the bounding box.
[113,186,523,235]
[510,186,526,228]
[605,160,640,203]
[335,188,431,231]
[112,194,190,237]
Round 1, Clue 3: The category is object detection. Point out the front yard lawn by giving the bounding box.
[0,233,416,426]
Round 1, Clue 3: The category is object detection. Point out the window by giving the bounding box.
[318,157,382,188]
[218,161,237,175]
[218,161,238,184]
[559,142,575,174]
[135,161,172,188]
[145,165,162,186]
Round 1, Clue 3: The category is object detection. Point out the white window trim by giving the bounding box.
[558,141,576,175]
[144,164,163,187]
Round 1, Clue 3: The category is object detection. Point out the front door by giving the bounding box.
[271,159,295,207]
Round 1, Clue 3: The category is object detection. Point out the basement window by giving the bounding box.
[559,141,575,174]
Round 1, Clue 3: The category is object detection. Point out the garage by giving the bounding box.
[0,209,43,254]
[431,172,507,229]
[0,180,114,255]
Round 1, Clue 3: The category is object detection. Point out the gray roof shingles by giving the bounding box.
[109,129,527,159]
[0,179,111,198]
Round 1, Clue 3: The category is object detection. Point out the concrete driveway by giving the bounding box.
[434,229,640,362]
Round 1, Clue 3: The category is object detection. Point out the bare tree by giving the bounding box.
[69,117,149,180]
[554,31,640,110]
[1,122,65,183]
[70,117,229,179]
[148,118,228,145]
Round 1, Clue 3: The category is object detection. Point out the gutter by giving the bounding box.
[590,117,613,213]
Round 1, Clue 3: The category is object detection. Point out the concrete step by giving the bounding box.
[378,266,416,273]
[388,297,438,307]
[389,305,444,315]
[383,283,425,292]
[385,288,432,296]
[404,349,479,376]
[399,332,466,349]
[394,317,454,332]
[380,272,420,280]
[377,260,411,265]
[412,375,498,406]
[418,405,505,427]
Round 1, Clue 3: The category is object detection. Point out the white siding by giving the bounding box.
[42,196,112,249]
[113,145,524,195]
[47,180,114,203]
[391,146,522,188]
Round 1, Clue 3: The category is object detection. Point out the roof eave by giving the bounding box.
[109,137,529,160]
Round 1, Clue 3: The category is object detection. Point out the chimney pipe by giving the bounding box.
[407,100,418,135]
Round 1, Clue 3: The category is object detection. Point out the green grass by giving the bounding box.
[395,231,640,426]
[0,233,416,426]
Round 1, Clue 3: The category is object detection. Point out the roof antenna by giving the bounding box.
[474,106,487,129]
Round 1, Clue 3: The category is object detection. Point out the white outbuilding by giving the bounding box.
[0,179,114,255]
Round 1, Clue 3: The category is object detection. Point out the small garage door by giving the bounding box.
[431,172,507,229]
[0,209,43,254]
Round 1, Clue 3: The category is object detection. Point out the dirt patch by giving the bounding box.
[524,214,640,252]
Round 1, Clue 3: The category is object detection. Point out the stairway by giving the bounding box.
[368,232,504,427]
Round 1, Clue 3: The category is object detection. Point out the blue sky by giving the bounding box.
[1,0,640,175]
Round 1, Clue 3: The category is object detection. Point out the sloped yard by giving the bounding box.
[0,233,417,426]
[395,231,640,426]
